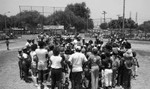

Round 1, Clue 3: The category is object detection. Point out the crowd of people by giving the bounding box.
[17,33,139,89]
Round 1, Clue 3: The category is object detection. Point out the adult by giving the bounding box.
[50,47,63,89]
[122,42,134,89]
[35,41,49,87]
[30,45,38,86]
[88,47,101,89]
[68,46,88,89]
[111,48,120,88]
[102,52,113,89]
[18,48,31,82]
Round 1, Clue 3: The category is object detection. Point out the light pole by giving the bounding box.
[4,11,10,29]
[122,0,125,35]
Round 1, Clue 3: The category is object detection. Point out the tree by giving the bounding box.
[0,14,6,30]
[87,19,94,29]
[66,2,90,19]
[65,2,94,31]
[100,23,108,29]
[1,2,94,33]
[126,18,138,29]
[138,21,150,38]
[46,2,93,32]
[108,17,137,31]
[108,20,120,29]
[7,15,20,28]
[16,10,44,29]
[46,10,77,30]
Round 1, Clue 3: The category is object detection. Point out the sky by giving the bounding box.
[0,0,150,24]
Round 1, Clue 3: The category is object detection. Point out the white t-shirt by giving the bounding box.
[69,52,87,72]
[22,53,28,59]
[50,55,62,69]
[35,48,48,70]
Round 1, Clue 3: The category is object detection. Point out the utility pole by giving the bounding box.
[135,12,138,23]
[42,6,44,31]
[129,11,131,19]
[102,11,107,23]
[4,11,10,29]
[122,0,126,35]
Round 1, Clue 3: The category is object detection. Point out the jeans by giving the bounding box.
[91,66,99,89]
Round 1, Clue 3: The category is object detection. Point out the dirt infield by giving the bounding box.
[0,35,150,89]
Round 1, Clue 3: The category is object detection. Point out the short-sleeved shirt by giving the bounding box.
[69,52,87,72]
[88,54,101,67]
[35,48,48,70]
[102,57,112,69]
[50,55,62,69]
[111,55,120,70]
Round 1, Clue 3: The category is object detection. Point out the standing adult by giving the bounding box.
[68,46,88,89]
[50,47,63,89]
[88,47,101,89]
[111,50,120,88]
[122,42,134,89]
[30,44,38,87]
[35,41,49,87]
[20,48,31,82]
[102,52,113,89]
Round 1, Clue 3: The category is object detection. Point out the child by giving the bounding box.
[5,38,9,50]
[132,51,139,79]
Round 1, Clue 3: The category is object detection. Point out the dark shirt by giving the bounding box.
[102,57,112,69]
